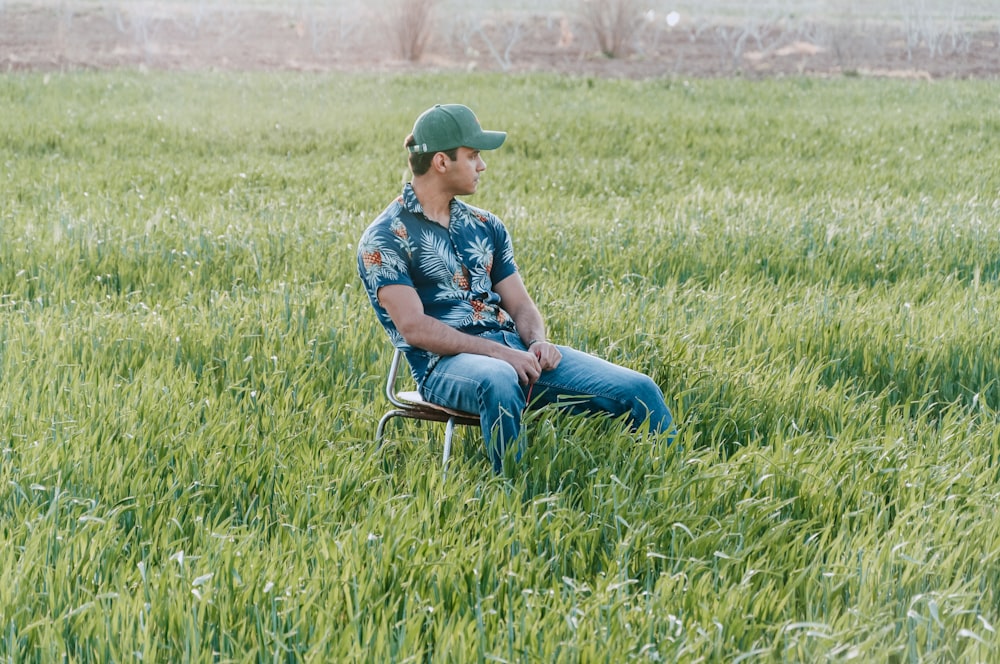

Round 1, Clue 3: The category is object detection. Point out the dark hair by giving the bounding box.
[404,134,458,176]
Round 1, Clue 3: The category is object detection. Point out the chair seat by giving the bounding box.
[396,391,479,422]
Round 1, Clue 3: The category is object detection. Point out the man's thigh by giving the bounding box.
[534,346,658,407]
[420,352,521,414]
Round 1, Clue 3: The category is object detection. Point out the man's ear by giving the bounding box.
[431,152,450,173]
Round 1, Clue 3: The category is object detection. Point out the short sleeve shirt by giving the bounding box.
[357,183,519,386]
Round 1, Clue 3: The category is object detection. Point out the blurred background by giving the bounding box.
[2,0,998,77]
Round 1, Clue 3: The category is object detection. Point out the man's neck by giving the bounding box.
[410,179,453,227]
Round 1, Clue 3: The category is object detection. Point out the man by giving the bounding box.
[358,103,675,473]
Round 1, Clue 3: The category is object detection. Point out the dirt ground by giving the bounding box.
[3,1,1000,79]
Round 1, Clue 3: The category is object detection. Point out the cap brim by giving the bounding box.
[467,130,506,151]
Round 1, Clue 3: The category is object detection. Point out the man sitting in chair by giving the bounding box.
[357,104,676,473]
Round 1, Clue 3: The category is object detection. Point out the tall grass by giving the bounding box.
[2,72,999,661]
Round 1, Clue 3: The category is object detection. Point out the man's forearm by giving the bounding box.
[511,307,546,346]
[506,299,560,370]
[398,314,511,359]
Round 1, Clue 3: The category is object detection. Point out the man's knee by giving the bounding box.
[634,374,666,406]
[478,362,523,405]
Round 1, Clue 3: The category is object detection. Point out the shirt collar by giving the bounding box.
[400,183,425,217]
[401,183,465,224]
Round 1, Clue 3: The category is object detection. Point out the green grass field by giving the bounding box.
[2,72,999,662]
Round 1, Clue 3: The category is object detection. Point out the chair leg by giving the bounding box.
[442,416,456,476]
[375,410,402,449]
[375,410,464,477]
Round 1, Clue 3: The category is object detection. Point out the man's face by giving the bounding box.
[442,146,487,196]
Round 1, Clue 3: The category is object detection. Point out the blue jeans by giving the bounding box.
[419,330,676,473]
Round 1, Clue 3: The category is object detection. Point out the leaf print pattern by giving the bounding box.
[467,235,494,271]
[418,231,459,287]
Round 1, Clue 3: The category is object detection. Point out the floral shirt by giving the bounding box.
[357,183,519,387]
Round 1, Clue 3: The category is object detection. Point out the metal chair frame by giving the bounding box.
[375,349,480,472]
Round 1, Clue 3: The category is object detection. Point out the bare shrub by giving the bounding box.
[289,2,329,55]
[459,14,524,72]
[383,0,437,62]
[580,0,643,58]
[713,23,751,71]
[110,3,159,62]
[899,2,972,60]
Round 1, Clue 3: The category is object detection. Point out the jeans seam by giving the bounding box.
[533,369,637,409]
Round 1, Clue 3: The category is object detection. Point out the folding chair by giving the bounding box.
[375,348,480,472]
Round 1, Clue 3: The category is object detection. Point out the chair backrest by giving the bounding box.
[384,348,412,409]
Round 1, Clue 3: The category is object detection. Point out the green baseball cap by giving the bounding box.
[408,104,507,154]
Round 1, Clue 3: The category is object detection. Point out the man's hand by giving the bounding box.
[502,347,542,386]
[530,341,562,371]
